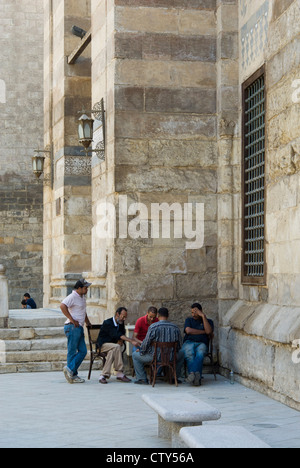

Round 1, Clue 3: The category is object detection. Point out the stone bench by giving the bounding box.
[179,425,270,449]
[142,393,221,447]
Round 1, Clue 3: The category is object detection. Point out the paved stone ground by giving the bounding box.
[0,371,299,448]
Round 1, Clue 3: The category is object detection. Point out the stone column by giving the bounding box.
[91,0,219,324]
[44,0,92,308]
[0,265,9,328]
[216,0,240,316]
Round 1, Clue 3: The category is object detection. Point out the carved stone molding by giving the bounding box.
[269,142,300,181]
[64,156,92,176]
[291,143,300,174]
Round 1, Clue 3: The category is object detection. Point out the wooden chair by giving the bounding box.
[87,324,127,380]
[87,325,106,380]
[150,342,178,388]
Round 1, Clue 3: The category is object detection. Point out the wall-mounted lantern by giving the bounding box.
[32,153,46,179]
[77,99,105,161]
[31,147,52,185]
[78,113,94,151]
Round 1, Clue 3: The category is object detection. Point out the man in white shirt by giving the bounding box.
[60,279,92,384]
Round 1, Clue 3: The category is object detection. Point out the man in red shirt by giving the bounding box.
[133,307,158,349]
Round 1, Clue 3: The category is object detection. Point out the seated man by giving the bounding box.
[182,303,214,387]
[133,306,158,351]
[132,307,184,385]
[23,293,37,309]
[97,307,139,384]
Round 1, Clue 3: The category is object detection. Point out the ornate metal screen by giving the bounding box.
[242,68,266,282]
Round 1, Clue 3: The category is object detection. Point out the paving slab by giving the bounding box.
[179,425,270,448]
[0,372,299,448]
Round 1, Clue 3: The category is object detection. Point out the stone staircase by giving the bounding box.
[0,309,92,374]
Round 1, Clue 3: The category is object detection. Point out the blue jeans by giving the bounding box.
[64,324,87,376]
[182,341,208,376]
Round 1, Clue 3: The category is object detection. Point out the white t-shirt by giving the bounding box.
[62,290,87,327]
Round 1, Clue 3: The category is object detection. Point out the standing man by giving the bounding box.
[97,307,140,384]
[132,306,158,350]
[182,303,214,386]
[60,279,92,384]
[132,308,184,385]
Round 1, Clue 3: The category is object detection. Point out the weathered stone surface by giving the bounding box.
[0,265,9,327]
[175,272,217,300]
[115,33,216,62]
[142,393,221,447]
[115,6,216,35]
[38,0,300,414]
[0,177,43,309]
[115,0,216,9]
[220,301,300,344]
[272,0,296,23]
[141,248,187,275]
[115,274,174,302]
[116,59,216,88]
[149,140,218,168]
[115,166,218,193]
[145,88,216,114]
[0,1,44,185]
[179,425,270,449]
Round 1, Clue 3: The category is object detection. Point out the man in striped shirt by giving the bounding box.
[132,307,184,385]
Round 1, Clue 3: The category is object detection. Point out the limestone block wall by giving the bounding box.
[90,0,219,328]
[266,0,300,307]
[0,0,44,309]
[87,0,116,321]
[216,0,240,312]
[218,0,300,410]
[44,0,93,307]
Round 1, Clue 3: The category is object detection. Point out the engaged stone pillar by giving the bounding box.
[0,265,9,328]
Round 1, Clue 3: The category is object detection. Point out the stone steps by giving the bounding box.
[7,309,66,329]
[2,338,67,352]
[0,308,99,375]
[3,349,68,363]
[0,327,66,341]
[0,361,94,374]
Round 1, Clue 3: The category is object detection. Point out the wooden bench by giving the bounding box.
[179,425,270,448]
[142,393,221,447]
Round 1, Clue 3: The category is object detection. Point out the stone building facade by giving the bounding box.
[42,0,300,409]
[43,0,92,309]
[219,0,300,410]
[0,0,44,309]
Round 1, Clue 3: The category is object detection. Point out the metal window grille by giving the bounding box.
[243,72,265,279]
